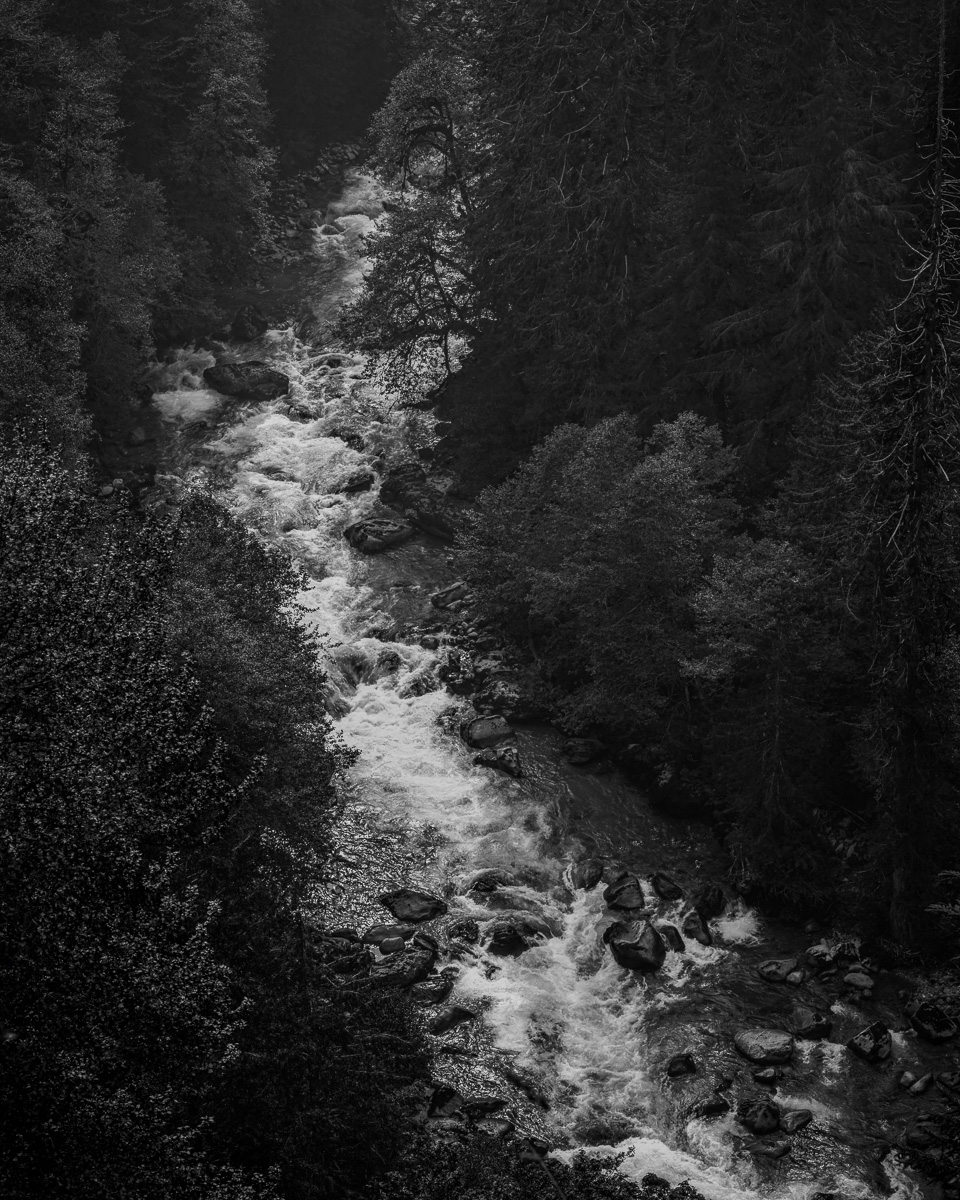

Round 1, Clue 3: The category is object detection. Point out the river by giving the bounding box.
[146,166,950,1200]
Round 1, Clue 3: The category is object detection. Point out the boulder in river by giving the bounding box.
[757,958,798,983]
[690,1092,730,1118]
[681,909,712,946]
[409,976,454,1005]
[738,1096,780,1134]
[379,887,447,923]
[846,1021,892,1063]
[203,360,289,401]
[336,467,376,493]
[430,1005,476,1035]
[658,924,686,953]
[787,1003,832,1040]
[603,873,648,912]
[734,1028,795,1064]
[571,859,604,891]
[230,303,268,341]
[461,714,513,749]
[474,746,523,777]
[651,872,684,901]
[779,1109,813,1134]
[603,919,666,972]
[486,915,553,956]
[431,580,471,609]
[693,885,726,919]
[379,462,458,541]
[906,999,957,1043]
[343,517,414,553]
[446,917,480,943]
[362,923,415,945]
[367,946,434,988]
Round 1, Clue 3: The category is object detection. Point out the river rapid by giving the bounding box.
[146,168,952,1200]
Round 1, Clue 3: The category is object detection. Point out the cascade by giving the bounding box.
[148,168,940,1200]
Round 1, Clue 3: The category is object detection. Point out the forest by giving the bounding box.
[4,0,960,1197]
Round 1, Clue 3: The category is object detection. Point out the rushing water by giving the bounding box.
[148,169,951,1200]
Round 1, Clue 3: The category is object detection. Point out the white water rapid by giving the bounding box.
[148,168,941,1200]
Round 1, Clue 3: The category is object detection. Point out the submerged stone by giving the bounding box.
[847,1021,892,1062]
[738,1097,780,1134]
[378,887,447,923]
[734,1028,795,1064]
[571,859,604,890]
[651,872,684,901]
[682,909,712,946]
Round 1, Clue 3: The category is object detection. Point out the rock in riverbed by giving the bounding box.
[603,919,666,972]
[343,517,414,553]
[379,888,447,923]
[734,1028,795,1064]
[203,360,289,401]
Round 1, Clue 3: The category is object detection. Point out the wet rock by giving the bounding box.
[843,970,874,991]
[476,1116,515,1137]
[428,1085,463,1119]
[734,1028,795,1064]
[336,468,375,493]
[753,1067,778,1086]
[787,1004,832,1040]
[328,425,365,451]
[465,867,517,892]
[785,968,807,985]
[690,1092,730,1118]
[437,650,477,694]
[571,859,604,890]
[910,1073,934,1095]
[379,936,406,954]
[203,360,289,401]
[561,737,604,765]
[231,303,268,341]
[379,887,448,923]
[430,1005,476,1035]
[846,1021,892,1062]
[746,1136,791,1159]
[503,1064,550,1109]
[603,873,648,912]
[325,927,360,942]
[603,919,666,973]
[738,1096,780,1134]
[666,1053,697,1078]
[431,580,471,609]
[462,1095,508,1117]
[474,746,523,777]
[658,924,686,953]
[446,917,480,943]
[681,910,712,946]
[367,947,434,988]
[758,958,798,983]
[343,517,415,554]
[380,462,458,541]
[420,634,441,650]
[651,872,684,901]
[486,915,553,956]
[409,976,454,1005]
[907,999,957,1043]
[461,714,513,749]
[779,1108,813,1134]
[693,885,726,919]
[899,1071,918,1089]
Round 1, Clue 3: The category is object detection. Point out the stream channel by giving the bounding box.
[144,166,953,1200]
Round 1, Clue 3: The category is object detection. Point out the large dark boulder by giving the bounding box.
[203,360,289,401]
[379,888,448,923]
[474,746,523,777]
[682,910,712,946]
[651,872,684,901]
[571,859,604,891]
[362,923,415,946]
[343,518,414,554]
[738,1096,780,1134]
[486,915,553,956]
[603,919,666,972]
[461,714,513,749]
[367,947,434,988]
[430,1005,477,1035]
[787,1004,832,1040]
[779,1109,813,1134]
[907,1000,957,1043]
[847,1021,892,1063]
[409,976,454,1005]
[757,958,798,983]
[379,462,458,541]
[734,1028,795,1064]
[658,924,686,953]
[603,873,648,912]
[231,303,268,341]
